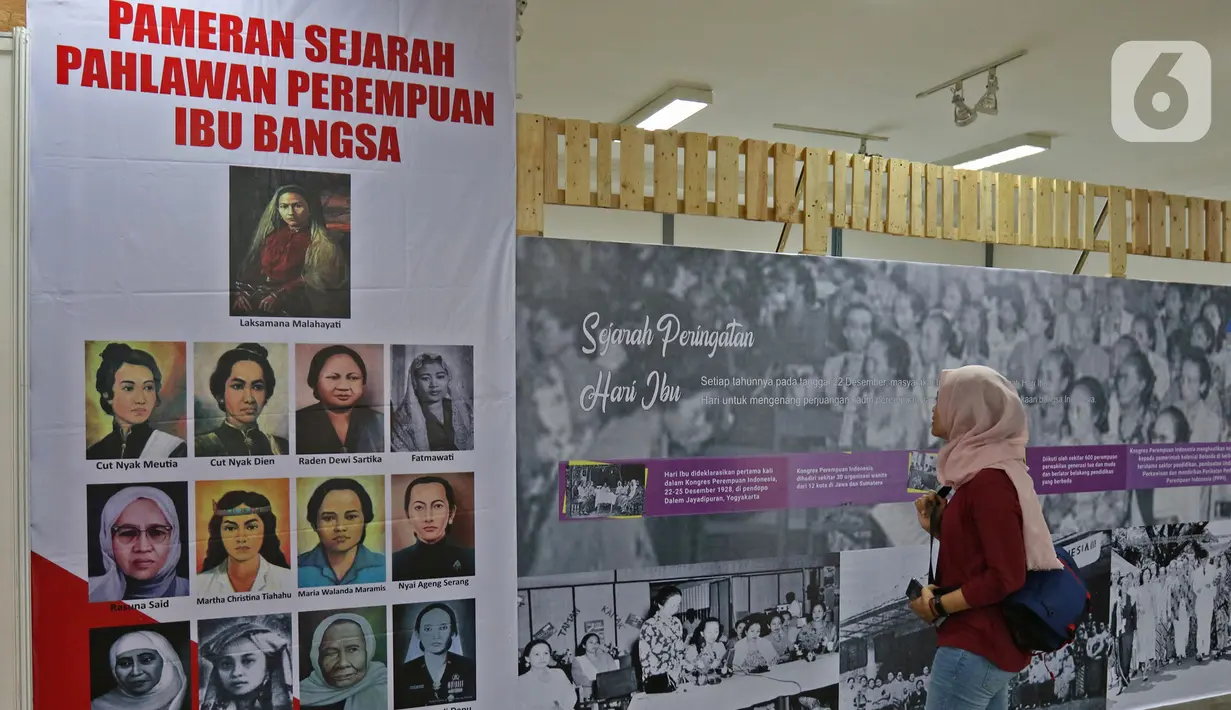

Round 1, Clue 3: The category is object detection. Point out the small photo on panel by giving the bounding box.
[198,614,294,710]
[297,605,389,710]
[84,341,187,460]
[390,345,475,453]
[89,621,191,710]
[296,475,387,588]
[193,342,290,457]
[294,343,386,455]
[86,481,190,603]
[391,473,476,582]
[194,478,294,596]
[392,599,478,708]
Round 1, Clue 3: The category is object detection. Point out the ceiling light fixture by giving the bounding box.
[973,68,999,116]
[952,82,978,128]
[941,133,1052,171]
[772,124,889,156]
[622,87,713,131]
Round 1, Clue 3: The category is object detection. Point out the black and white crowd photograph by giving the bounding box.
[516,555,840,710]
[564,463,647,519]
[838,544,936,710]
[906,452,938,493]
[1008,531,1112,710]
[1108,521,1231,709]
[515,238,1231,580]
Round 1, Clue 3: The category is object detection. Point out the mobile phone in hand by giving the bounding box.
[936,486,952,499]
[906,579,923,601]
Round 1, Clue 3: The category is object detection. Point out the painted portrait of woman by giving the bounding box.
[88,484,190,602]
[298,607,389,710]
[296,345,385,455]
[194,343,289,457]
[391,346,475,453]
[198,616,294,710]
[86,342,187,460]
[89,623,190,710]
[229,167,350,320]
[195,487,294,595]
[297,477,386,587]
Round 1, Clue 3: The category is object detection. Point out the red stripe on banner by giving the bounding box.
[32,554,308,710]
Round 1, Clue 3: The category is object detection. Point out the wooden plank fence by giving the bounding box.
[516,113,1231,277]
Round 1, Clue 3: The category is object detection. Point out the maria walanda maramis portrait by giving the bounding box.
[229,167,350,320]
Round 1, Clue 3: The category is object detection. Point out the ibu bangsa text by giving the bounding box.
[577,312,755,413]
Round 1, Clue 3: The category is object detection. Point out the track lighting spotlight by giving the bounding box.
[952,82,978,128]
[974,68,999,116]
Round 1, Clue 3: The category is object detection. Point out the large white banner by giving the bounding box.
[27,1,515,708]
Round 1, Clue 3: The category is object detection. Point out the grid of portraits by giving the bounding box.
[84,341,475,458]
[90,599,478,710]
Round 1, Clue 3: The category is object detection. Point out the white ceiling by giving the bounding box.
[516,0,1231,200]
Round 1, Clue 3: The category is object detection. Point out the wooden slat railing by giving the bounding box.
[516,113,1231,277]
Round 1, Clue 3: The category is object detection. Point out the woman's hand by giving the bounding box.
[259,292,280,313]
[914,493,946,536]
[909,585,938,624]
[233,294,251,312]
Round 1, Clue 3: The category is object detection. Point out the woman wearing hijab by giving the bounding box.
[92,630,188,710]
[300,613,389,710]
[909,365,1062,710]
[89,486,190,602]
[199,620,294,710]
[392,351,475,452]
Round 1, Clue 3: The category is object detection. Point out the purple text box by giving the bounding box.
[788,450,910,507]
[1027,445,1127,494]
[1126,443,1231,489]
[645,456,789,517]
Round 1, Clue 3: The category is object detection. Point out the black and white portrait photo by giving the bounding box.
[1007,531,1112,710]
[393,599,478,708]
[516,239,1231,580]
[517,555,840,710]
[89,622,190,710]
[198,614,294,710]
[229,166,350,319]
[391,345,475,453]
[1108,521,1231,709]
[838,545,935,710]
[564,463,647,519]
[86,482,190,603]
[298,606,389,710]
[906,452,938,493]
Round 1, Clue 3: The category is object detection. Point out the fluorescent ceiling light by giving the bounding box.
[941,133,1051,171]
[622,87,713,131]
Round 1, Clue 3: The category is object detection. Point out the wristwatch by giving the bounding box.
[930,595,949,620]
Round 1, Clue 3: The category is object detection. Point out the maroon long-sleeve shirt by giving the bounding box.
[936,467,1031,672]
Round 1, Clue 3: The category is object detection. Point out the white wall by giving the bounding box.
[545,204,1231,285]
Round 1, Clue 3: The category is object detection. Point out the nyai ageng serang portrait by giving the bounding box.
[85,341,187,460]
[194,343,289,457]
[229,166,351,320]
[391,473,476,582]
[298,606,390,710]
[89,621,190,710]
[87,482,190,603]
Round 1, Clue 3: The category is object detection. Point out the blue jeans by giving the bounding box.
[924,647,1015,710]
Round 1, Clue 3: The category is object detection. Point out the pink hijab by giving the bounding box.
[935,365,1061,571]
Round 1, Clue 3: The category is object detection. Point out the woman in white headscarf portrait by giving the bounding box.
[299,611,389,710]
[88,484,190,602]
[391,346,475,453]
[90,626,188,710]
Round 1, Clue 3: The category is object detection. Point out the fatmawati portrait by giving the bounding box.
[229,166,350,319]
[87,483,190,602]
[194,343,289,457]
[391,346,475,453]
[85,342,187,460]
[198,615,294,710]
[298,608,390,710]
[296,344,386,455]
[392,474,475,582]
[297,477,387,587]
[89,623,190,710]
[194,483,294,595]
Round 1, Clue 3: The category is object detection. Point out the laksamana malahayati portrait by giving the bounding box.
[199,617,294,710]
[394,602,477,708]
[196,489,294,596]
[89,484,190,603]
[300,612,389,710]
[298,477,386,587]
[87,343,186,460]
[297,345,385,455]
[391,349,475,453]
[393,475,475,582]
[91,628,188,710]
[232,182,348,319]
[195,343,288,457]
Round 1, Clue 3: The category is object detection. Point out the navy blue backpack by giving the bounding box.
[928,497,1090,653]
